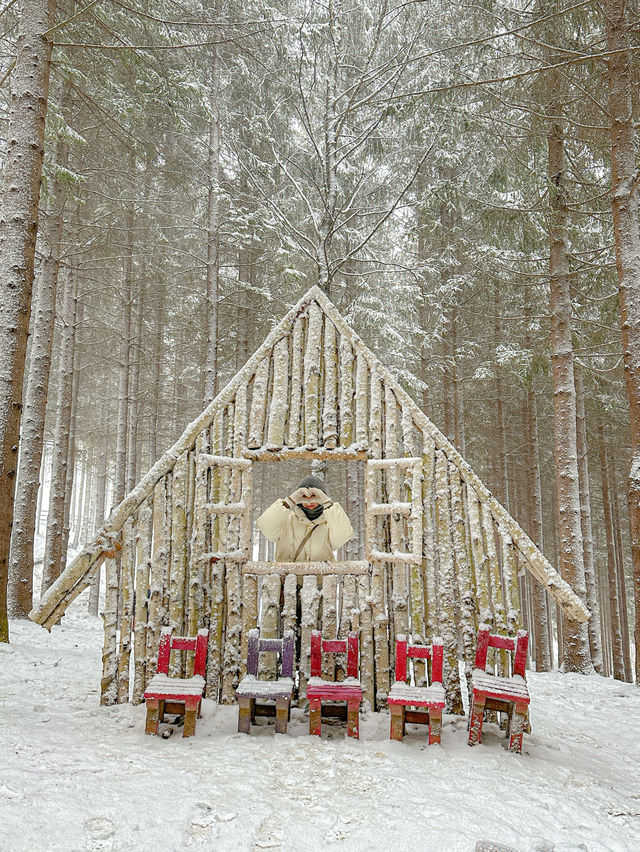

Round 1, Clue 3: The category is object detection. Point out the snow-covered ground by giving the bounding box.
[1,605,639,852]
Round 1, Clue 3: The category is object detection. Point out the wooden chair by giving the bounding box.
[235,629,295,734]
[468,626,530,753]
[306,631,363,739]
[144,627,209,738]
[387,635,445,745]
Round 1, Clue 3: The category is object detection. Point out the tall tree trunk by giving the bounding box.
[605,0,640,684]
[574,362,603,672]
[41,267,77,595]
[204,0,222,405]
[88,407,109,617]
[526,379,551,671]
[598,419,625,679]
[609,461,632,680]
[114,203,134,504]
[547,89,592,672]
[149,293,163,465]
[0,0,57,642]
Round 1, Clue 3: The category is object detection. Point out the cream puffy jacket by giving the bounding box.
[256,497,354,562]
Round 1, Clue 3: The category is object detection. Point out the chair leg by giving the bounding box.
[238,697,253,734]
[468,693,485,746]
[428,708,442,745]
[145,699,160,736]
[275,698,290,734]
[347,700,360,739]
[183,697,199,738]
[508,701,528,754]
[389,705,404,742]
[309,698,322,736]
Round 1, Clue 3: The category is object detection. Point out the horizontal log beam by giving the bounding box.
[243,560,369,576]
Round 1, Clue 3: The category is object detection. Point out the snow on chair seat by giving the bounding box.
[306,631,363,739]
[468,626,530,754]
[387,635,445,745]
[143,627,209,738]
[235,629,295,735]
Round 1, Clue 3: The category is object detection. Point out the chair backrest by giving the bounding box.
[394,634,443,685]
[156,628,209,677]
[246,629,295,678]
[474,625,528,677]
[310,630,359,679]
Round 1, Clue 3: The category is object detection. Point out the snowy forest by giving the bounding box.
[1,1,640,849]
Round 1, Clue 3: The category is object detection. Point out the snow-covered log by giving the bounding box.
[247,357,270,449]
[303,302,322,449]
[322,319,338,449]
[116,518,135,702]
[339,337,354,446]
[266,338,288,450]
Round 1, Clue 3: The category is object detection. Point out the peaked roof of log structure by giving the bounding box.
[31,285,589,630]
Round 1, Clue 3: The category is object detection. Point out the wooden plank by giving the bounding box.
[243,560,369,576]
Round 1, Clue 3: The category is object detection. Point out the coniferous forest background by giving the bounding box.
[0,0,638,684]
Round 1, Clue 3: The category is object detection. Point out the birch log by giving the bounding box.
[354,354,368,447]
[421,437,437,636]
[116,518,135,703]
[358,573,375,709]
[169,453,188,674]
[247,358,269,449]
[299,575,321,699]
[339,337,354,447]
[133,503,152,703]
[434,452,462,714]
[321,574,338,680]
[287,317,304,447]
[303,302,322,449]
[267,338,288,450]
[100,557,118,706]
[322,319,338,448]
[259,574,281,679]
[467,488,491,624]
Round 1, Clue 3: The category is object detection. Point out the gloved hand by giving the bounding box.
[289,487,330,506]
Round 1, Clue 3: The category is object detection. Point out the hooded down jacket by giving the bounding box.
[256,497,354,562]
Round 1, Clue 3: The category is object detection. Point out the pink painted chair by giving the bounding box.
[468,626,530,753]
[306,631,362,738]
[387,635,445,745]
[144,627,209,738]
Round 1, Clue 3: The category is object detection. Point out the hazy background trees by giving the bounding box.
[0,0,635,680]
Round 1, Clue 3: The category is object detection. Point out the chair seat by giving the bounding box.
[387,681,445,708]
[144,674,205,700]
[235,675,294,701]
[306,677,363,701]
[471,669,530,703]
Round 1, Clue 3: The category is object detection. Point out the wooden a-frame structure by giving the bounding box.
[30,286,589,712]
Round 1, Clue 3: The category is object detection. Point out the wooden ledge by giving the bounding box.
[242,560,370,576]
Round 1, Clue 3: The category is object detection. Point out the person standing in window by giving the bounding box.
[257,475,353,562]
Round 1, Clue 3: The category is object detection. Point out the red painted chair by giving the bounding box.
[468,626,530,753]
[144,627,209,738]
[306,631,363,738]
[387,635,445,745]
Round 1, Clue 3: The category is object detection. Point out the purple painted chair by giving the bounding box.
[235,629,295,734]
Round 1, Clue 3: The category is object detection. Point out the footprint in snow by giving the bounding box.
[252,813,283,850]
[84,817,116,851]
[183,802,219,848]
